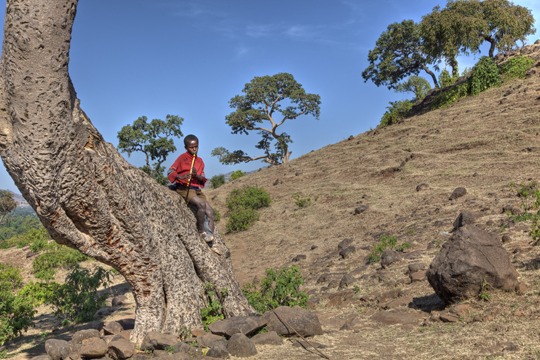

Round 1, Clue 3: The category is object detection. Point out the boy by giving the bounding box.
[168,134,215,244]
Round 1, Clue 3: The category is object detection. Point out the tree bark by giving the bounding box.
[0,0,252,345]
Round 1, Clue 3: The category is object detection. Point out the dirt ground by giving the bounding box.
[3,45,540,359]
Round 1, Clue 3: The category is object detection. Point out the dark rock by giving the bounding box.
[380,249,402,268]
[292,254,307,262]
[407,263,425,273]
[72,329,100,345]
[79,338,108,358]
[206,340,229,358]
[338,238,354,250]
[449,187,467,200]
[208,315,266,337]
[45,339,71,360]
[226,333,257,357]
[451,210,478,231]
[416,183,429,192]
[173,342,203,358]
[263,306,323,337]
[140,331,178,350]
[354,205,369,214]
[102,321,124,336]
[108,337,136,360]
[111,295,128,307]
[427,225,520,304]
[251,331,283,346]
[338,274,355,289]
[339,246,356,259]
[197,333,227,349]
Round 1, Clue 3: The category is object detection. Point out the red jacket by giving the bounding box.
[168,152,207,188]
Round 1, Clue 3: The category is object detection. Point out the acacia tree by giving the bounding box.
[362,20,440,89]
[117,115,183,185]
[0,0,252,345]
[212,73,320,166]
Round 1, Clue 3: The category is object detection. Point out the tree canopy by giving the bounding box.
[364,0,536,90]
[362,20,440,89]
[117,114,183,184]
[212,73,321,166]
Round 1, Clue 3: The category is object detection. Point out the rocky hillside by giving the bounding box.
[205,42,540,358]
[3,42,540,359]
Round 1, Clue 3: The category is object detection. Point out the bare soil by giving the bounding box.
[3,46,540,359]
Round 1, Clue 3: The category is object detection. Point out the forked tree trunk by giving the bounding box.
[0,0,252,345]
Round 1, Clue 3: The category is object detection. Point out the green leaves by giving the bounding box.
[214,73,321,166]
[117,114,183,184]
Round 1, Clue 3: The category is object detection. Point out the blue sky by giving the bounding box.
[0,0,538,193]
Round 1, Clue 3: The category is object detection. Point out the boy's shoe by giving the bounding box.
[200,232,214,244]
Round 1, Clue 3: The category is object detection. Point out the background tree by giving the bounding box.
[362,20,440,89]
[117,115,183,185]
[212,73,321,166]
[0,0,252,345]
[395,75,432,102]
[0,190,17,225]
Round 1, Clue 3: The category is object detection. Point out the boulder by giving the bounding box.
[45,339,71,360]
[208,315,266,337]
[263,306,323,337]
[427,225,519,304]
[226,333,257,357]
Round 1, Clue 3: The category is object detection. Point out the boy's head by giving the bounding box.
[184,134,199,155]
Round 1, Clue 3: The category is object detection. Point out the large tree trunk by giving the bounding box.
[0,0,253,345]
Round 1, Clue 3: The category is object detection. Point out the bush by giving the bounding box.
[226,208,259,233]
[229,170,246,181]
[292,192,315,208]
[242,266,308,314]
[225,186,271,232]
[499,56,534,81]
[0,264,36,345]
[226,186,271,212]
[210,174,226,189]
[32,244,88,280]
[46,266,111,324]
[367,234,411,264]
[379,100,413,127]
[438,69,458,88]
[468,57,501,96]
[430,81,469,109]
[200,283,227,330]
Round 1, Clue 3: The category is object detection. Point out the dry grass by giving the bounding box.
[3,47,540,359]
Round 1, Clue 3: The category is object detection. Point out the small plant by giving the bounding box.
[200,283,227,330]
[379,99,413,127]
[478,279,492,301]
[292,192,315,208]
[367,234,410,264]
[46,266,111,324]
[229,170,246,181]
[531,217,540,246]
[0,264,36,345]
[210,174,226,189]
[225,208,259,233]
[242,265,308,314]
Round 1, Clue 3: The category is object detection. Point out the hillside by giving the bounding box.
[3,42,540,359]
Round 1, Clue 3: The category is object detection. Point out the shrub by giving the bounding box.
[367,234,411,264]
[229,170,246,181]
[0,264,36,345]
[226,186,271,212]
[379,100,413,127]
[200,283,227,330]
[468,57,501,96]
[438,69,458,88]
[46,266,111,324]
[225,186,270,232]
[210,174,226,189]
[499,56,534,81]
[242,266,308,314]
[226,208,259,233]
[32,244,88,280]
[430,81,469,109]
[292,192,315,208]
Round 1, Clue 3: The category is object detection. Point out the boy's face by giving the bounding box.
[185,140,199,155]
